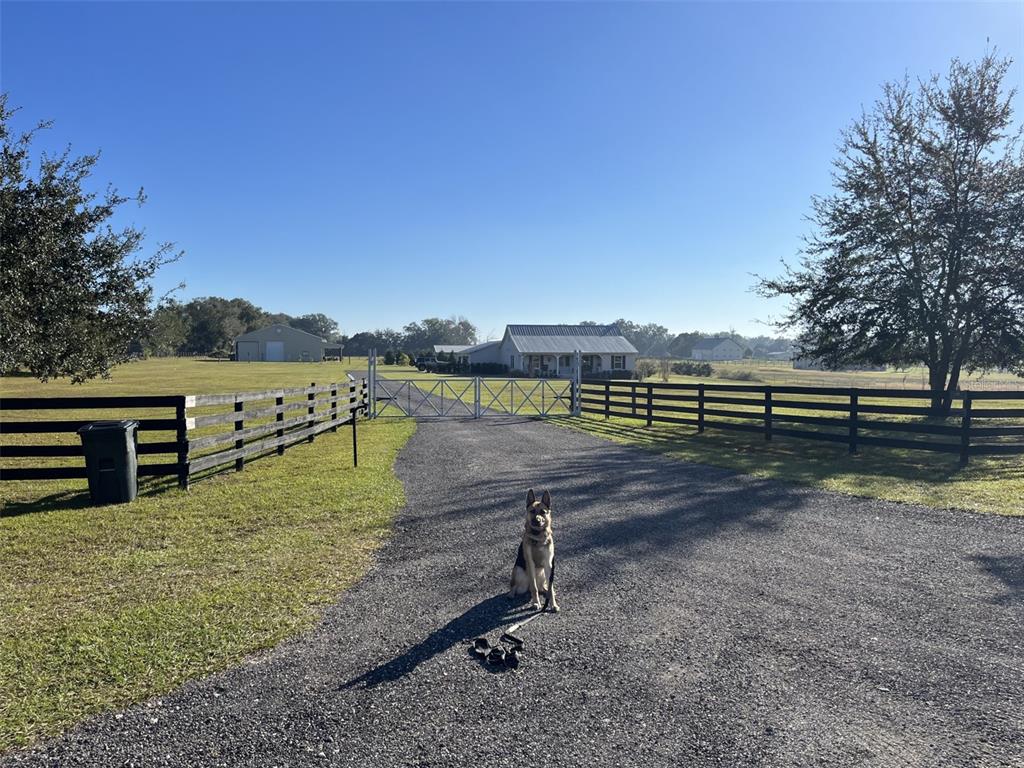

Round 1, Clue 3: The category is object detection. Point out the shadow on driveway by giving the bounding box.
[340,593,529,689]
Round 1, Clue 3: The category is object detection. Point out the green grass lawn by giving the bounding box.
[652,359,1024,390]
[572,364,1022,516]
[561,415,1022,516]
[0,358,416,752]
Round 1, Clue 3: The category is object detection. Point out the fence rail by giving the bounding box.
[580,379,1024,465]
[1,380,368,487]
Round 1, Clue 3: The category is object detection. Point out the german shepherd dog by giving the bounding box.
[508,489,559,612]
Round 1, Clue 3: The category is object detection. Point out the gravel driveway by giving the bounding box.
[5,416,1023,767]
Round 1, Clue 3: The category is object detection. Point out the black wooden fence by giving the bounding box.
[1,379,368,488]
[580,379,1024,466]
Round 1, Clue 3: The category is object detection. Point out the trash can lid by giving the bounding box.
[76,420,140,434]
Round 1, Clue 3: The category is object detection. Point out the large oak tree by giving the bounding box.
[0,96,179,381]
[758,55,1024,413]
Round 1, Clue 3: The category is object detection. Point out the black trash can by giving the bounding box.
[77,420,139,504]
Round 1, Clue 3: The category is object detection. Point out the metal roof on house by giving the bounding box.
[506,325,638,355]
[234,323,326,343]
[457,340,500,355]
[692,336,745,351]
[433,344,472,354]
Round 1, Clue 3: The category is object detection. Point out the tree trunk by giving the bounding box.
[928,363,950,415]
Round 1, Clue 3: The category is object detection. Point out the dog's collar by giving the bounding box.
[527,528,552,545]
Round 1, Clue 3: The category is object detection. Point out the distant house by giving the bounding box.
[691,337,748,361]
[433,344,472,357]
[234,324,327,362]
[461,325,638,377]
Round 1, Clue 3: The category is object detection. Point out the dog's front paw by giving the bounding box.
[529,601,541,610]
[548,602,560,613]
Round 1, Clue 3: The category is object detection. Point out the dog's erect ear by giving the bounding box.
[541,490,551,509]
[526,489,536,507]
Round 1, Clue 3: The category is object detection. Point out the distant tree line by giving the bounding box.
[579,319,792,359]
[344,316,478,357]
[144,297,342,357]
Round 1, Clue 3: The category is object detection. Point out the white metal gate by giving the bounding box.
[367,350,581,419]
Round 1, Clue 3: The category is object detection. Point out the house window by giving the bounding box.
[559,355,571,367]
[612,355,625,369]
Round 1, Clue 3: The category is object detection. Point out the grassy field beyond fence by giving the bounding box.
[0,358,415,752]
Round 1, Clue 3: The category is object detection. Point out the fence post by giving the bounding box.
[960,395,972,467]
[573,351,582,416]
[176,397,190,491]
[631,384,637,417]
[698,384,705,433]
[234,399,244,471]
[764,386,772,441]
[276,394,285,455]
[646,384,653,427]
[475,377,481,419]
[849,390,858,454]
[331,383,339,432]
[350,379,358,467]
[604,381,611,419]
[307,382,316,443]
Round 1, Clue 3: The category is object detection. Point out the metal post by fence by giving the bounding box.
[368,349,377,418]
[350,379,359,467]
[764,387,772,441]
[849,390,859,454]
[276,394,285,455]
[698,384,705,433]
[960,396,972,467]
[646,384,653,427]
[176,397,189,490]
[307,382,316,443]
[234,400,245,471]
[474,377,481,419]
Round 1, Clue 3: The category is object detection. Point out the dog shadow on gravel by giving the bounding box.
[339,593,522,689]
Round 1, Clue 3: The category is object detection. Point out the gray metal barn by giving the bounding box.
[234,324,327,362]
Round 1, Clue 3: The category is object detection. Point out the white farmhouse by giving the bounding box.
[691,337,748,361]
[461,325,638,377]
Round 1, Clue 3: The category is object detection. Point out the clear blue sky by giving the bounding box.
[3,2,1021,340]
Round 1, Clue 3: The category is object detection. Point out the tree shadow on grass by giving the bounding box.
[566,417,977,490]
[0,476,180,518]
[0,489,93,517]
[339,593,523,689]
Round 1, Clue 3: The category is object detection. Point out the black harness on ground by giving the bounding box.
[471,608,547,670]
